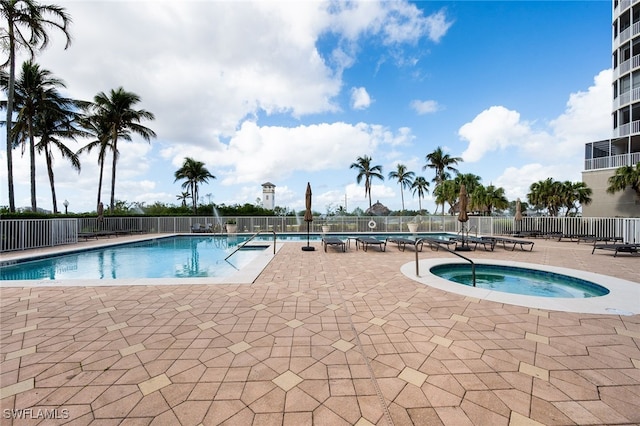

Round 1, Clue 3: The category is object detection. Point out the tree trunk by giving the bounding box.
[109,131,118,213]
[29,120,37,212]
[44,145,58,213]
[193,183,198,214]
[5,25,16,212]
[96,157,105,212]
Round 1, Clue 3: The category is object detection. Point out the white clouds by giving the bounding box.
[216,121,410,185]
[548,69,612,156]
[34,0,450,146]
[424,10,454,43]
[381,5,452,44]
[351,87,372,110]
[410,99,440,115]
[462,70,612,201]
[458,106,536,162]
[458,70,611,164]
[328,2,452,45]
[494,163,582,201]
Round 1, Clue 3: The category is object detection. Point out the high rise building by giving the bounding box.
[582,0,640,216]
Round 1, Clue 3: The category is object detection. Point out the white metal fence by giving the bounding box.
[1,218,77,252]
[2,216,639,252]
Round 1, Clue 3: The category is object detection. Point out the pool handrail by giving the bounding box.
[414,238,477,287]
[224,230,277,261]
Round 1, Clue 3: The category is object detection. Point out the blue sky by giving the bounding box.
[1,0,612,214]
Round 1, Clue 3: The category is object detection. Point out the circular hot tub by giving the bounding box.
[429,263,609,298]
[400,259,639,315]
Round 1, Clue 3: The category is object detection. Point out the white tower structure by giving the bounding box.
[262,182,276,210]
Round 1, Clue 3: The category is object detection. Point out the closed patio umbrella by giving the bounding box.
[302,182,315,251]
[456,184,471,251]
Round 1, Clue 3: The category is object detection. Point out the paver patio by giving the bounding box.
[1,236,639,425]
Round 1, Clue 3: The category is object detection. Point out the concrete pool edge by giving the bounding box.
[400,258,640,315]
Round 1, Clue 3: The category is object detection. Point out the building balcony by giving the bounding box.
[613,119,640,137]
[585,151,640,170]
[615,0,638,18]
[613,53,640,80]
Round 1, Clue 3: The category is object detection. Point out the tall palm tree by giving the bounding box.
[388,163,415,212]
[92,87,156,213]
[11,60,67,211]
[34,99,85,213]
[174,157,215,214]
[1,0,72,212]
[411,176,430,214]
[424,146,463,215]
[350,155,384,209]
[77,111,118,212]
[607,162,640,199]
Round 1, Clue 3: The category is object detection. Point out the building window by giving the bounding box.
[622,43,631,62]
[621,106,631,124]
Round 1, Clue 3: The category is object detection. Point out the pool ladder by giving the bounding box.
[224,230,277,261]
[414,239,476,287]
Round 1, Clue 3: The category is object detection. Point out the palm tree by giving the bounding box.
[91,87,156,213]
[482,185,509,216]
[424,146,463,215]
[350,155,384,209]
[411,176,430,214]
[34,99,85,213]
[77,112,118,212]
[607,162,640,199]
[528,178,564,216]
[174,157,215,214]
[470,184,487,214]
[563,181,592,216]
[433,179,458,215]
[11,60,67,211]
[1,0,72,212]
[455,173,481,194]
[388,163,415,212]
[176,191,190,208]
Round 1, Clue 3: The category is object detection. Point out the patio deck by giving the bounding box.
[1,236,639,425]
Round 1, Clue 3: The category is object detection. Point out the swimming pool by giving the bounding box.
[430,263,609,298]
[0,236,270,282]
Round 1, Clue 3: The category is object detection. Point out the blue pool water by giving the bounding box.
[0,233,455,282]
[0,236,265,281]
[430,264,610,298]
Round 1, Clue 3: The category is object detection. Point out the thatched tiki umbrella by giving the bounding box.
[514,198,523,232]
[456,184,471,251]
[302,182,315,251]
